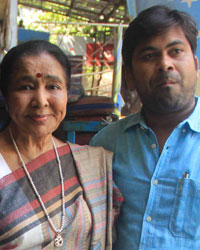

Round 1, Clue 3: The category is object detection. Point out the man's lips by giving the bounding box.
[152,72,182,88]
[157,78,177,87]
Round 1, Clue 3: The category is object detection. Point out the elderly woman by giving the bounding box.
[0,40,122,250]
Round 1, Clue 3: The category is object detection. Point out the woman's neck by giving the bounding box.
[7,125,54,163]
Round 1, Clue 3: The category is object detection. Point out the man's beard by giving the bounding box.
[141,71,195,114]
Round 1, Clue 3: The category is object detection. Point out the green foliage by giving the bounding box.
[18,4,112,43]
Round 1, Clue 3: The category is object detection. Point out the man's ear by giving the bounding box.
[124,67,135,91]
[194,55,199,71]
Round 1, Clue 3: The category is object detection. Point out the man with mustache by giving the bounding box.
[90,5,200,250]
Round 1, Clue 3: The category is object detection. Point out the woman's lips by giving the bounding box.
[29,115,49,122]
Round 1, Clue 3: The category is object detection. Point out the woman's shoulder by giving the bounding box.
[68,141,112,156]
[68,142,113,172]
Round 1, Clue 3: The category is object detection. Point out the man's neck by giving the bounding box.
[142,100,196,153]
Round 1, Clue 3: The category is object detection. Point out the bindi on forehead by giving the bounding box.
[36,72,42,78]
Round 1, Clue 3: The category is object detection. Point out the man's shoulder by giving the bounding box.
[99,113,137,134]
[90,112,140,147]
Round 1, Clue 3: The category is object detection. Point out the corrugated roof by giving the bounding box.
[18,0,130,24]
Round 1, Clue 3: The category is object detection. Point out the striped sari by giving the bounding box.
[0,143,123,249]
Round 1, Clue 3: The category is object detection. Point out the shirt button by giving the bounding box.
[146,216,152,222]
[182,128,186,133]
[153,179,158,185]
[151,144,156,149]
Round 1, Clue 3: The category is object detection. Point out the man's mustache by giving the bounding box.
[152,71,182,86]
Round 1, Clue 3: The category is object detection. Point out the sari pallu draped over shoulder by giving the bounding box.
[0,142,123,250]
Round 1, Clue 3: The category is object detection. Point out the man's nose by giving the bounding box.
[158,54,174,72]
[31,88,49,108]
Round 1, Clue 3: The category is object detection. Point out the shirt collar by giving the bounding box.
[123,110,147,132]
[179,96,200,132]
[124,96,200,133]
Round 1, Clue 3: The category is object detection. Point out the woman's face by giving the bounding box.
[6,53,68,138]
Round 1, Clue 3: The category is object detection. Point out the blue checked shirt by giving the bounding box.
[90,96,200,250]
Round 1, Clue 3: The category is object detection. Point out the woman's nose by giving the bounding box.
[31,89,49,108]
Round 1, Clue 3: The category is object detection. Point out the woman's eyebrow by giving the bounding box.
[45,74,63,83]
[16,75,36,84]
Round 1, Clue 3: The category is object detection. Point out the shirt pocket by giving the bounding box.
[169,178,200,239]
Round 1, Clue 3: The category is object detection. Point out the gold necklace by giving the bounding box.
[9,127,65,247]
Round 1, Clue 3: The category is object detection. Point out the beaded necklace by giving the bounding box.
[9,127,65,247]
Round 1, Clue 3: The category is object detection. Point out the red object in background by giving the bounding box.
[86,43,114,66]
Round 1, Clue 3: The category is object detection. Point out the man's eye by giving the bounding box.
[141,53,155,60]
[171,48,182,55]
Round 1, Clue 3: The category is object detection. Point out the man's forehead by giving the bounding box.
[135,26,188,52]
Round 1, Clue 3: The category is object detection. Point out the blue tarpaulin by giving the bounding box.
[18,28,50,43]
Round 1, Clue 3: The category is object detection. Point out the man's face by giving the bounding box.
[126,26,199,114]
